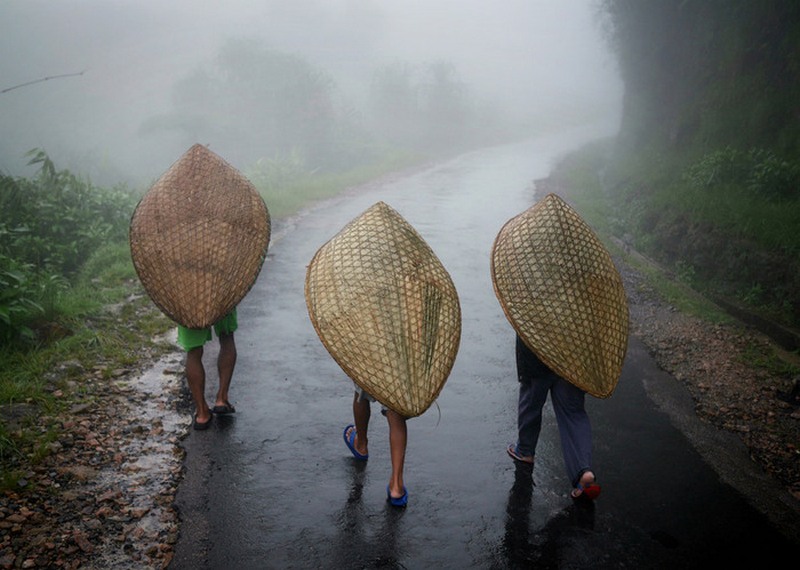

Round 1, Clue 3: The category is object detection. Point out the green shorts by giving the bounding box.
[177,309,238,351]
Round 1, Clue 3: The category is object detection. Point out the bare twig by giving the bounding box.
[1,70,86,94]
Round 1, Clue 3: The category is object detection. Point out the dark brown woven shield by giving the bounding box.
[491,193,629,398]
[305,202,461,418]
[129,144,271,329]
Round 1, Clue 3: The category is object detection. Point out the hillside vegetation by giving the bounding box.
[596,0,800,331]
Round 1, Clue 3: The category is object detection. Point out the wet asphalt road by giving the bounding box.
[170,127,800,569]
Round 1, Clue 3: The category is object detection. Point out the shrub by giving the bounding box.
[0,150,135,276]
[0,151,136,347]
[0,255,44,344]
[684,146,800,200]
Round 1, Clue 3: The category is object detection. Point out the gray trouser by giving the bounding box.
[515,336,593,486]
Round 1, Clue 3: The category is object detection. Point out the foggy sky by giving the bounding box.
[0,0,621,187]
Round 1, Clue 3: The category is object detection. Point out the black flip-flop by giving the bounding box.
[212,402,236,414]
[193,414,213,430]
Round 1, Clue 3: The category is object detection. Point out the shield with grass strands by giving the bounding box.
[491,193,629,398]
[305,202,461,418]
[129,144,270,329]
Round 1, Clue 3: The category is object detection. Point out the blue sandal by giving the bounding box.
[343,424,368,460]
[387,485,408,508]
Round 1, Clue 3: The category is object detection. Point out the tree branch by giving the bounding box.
[1,71,86,94]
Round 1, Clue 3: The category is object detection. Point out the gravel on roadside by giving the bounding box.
[0,338,188,570]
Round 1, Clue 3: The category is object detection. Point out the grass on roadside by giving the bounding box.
[739,340,800,377]
[255,150,423,218]
[657,181,800,255]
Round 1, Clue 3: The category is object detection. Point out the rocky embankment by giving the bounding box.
[0,336,187,569]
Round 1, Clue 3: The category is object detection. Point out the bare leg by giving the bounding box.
[186,347,211,423]
[348,392,371,457]
[215,332,237,407]
[386,409,407,499]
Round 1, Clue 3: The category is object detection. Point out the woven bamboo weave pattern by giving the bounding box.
[305,202,461,418]
[129,144,271,329]
[491,193,629,398]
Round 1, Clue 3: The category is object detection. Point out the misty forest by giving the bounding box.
[1,0,799,532]
[598,0,800,328]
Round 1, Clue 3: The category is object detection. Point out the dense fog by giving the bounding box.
[0,0,622,188]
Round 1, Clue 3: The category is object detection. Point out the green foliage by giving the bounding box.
[1,151,135,276]
[0,256,44,344]
[671,149,800,255]
[683,147,748,189]
[0,151,136,346]
[683,147,800,200]
[739,341,800,377]
[584,132,800,327]
[746,149,800,199]
[76,242,138,290]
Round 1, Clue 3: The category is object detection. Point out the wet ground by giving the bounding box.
[169,127,800,569]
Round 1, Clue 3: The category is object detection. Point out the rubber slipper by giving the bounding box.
[212,402,236,414]
[506,444,534,464]
[193,414,212,430]
[343,424,368,460]
[571,480,601,501]
[387,485,408,508]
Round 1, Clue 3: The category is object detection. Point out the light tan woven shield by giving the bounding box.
[305,202,461,418]
[129,144,271,329]
[491,193,629,398]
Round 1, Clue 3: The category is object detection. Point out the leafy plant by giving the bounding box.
[0,151,139,348]
[746,148,800,199]
[683,146,747,189]
[0,256,45,344]
[1,150,135,277]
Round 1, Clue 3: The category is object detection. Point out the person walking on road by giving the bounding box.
[129,144,271,434]
[344,387,409,507]
[177,308,239,430]
[306,202,461,511]
[492,194,630,502]
[506,335,600,500]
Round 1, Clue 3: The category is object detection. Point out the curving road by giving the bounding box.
[170,126,799,569]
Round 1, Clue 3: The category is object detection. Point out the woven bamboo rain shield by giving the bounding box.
[305,202,461,418]
[491,193,629,398]
[129,144,271,329]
